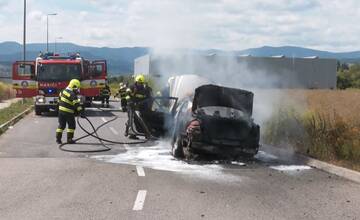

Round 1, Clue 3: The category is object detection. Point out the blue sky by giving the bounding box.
[0,0,359,52]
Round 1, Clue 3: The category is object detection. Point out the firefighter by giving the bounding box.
[100,82,111,108]
[117,82,128,112]
[125,74,152,139]
[56,79,83,144]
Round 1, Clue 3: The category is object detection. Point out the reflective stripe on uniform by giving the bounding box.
[62,90,71,97]
[74,98,80,104]
[59,106,74,114]
[60,96,75,106]
[135,94,145,98]
[56,128,63,133]
[125,95,131,100]
[77,106,82,111]
[67,128,75,133]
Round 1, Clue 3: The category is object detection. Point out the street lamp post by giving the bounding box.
[23,0,26,62]
[54,37,63,54]
[46,13,57,52]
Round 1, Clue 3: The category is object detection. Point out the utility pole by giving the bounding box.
[54,37,63,54]
[46,13,57,52]
[23,0,26,62]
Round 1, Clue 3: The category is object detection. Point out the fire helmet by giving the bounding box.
[68,79,81,90]
[135,74,145,84]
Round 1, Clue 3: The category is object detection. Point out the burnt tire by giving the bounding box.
[171,134,185,158]
[182,136,193,160]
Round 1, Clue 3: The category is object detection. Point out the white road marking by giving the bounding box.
[136,166,145,177]
[133,190,147,211]
[101,117,107,123]
[109,127,119,135]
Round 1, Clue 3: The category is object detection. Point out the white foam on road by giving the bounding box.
[270,165,312,172]
[92,141,244,183]
[255,150,278,162]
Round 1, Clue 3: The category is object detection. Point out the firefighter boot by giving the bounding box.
[124,122,129,137]
[67,132,76,144]
[56,132,62,144]
[129,134,139,140]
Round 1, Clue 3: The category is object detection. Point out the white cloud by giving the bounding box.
[0,0,359,52]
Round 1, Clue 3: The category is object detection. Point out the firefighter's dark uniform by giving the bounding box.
[125,82,152,139]
[100,85,111,108]
[56,87,82,144]
[118,84,128,111]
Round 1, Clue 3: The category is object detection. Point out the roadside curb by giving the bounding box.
[302,155,360,184]
[263,145,360,184]
[0,105,34,134]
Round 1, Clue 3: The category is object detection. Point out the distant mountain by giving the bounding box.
[238,46,360,59]
[0,41,149,75]
[1,42,360,76]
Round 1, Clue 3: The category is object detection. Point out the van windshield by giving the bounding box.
[37,63,81,82]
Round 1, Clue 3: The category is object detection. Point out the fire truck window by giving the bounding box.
[37,64,81,82]
[90,64,103,77]
[17,64,33,76]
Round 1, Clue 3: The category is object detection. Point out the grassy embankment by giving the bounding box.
[263,89,360,171]
[0,82,33,134]
[0,82,15,101]
[0,98,33,135]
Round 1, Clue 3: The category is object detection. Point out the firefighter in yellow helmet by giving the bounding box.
[125,74,153,139]
[100,80,111,108]
[116,82,128,112]
[56,79,83,144]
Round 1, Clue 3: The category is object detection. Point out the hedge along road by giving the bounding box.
[0,101,359,220]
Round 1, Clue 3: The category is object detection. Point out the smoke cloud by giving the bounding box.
[148,51,294,129]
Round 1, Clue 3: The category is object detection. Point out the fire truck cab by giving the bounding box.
[12,53,107,115]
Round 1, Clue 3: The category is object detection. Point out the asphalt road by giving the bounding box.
[0,100,359,220]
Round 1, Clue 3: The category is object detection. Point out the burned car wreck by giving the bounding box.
[170,84,260,159]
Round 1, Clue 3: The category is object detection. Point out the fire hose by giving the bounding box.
[58,108,154,153]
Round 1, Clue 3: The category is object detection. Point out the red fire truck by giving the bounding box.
[12,53,107,115]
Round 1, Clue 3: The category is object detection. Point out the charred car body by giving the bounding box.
[133,74,260,159]
[170,84,260,159]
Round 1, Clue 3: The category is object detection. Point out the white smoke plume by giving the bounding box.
[147,51,293,128]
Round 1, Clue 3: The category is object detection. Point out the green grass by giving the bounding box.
[0,99,33,126]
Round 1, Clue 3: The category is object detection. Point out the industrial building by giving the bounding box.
[134,53,337,89]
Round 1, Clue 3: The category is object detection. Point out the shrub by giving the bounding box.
[0,82,15,101]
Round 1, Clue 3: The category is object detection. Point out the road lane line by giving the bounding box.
[133,190,147,211]
[101,117,107,123]
[109,127,119,135]
[136,166,145,177]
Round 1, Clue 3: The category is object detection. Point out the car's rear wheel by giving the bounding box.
[35,105,42,115]
[171,134,185,158]
[182,135,193,160]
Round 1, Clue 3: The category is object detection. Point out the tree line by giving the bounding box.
[337,62,360,89]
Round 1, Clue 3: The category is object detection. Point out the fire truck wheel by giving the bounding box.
[35,106,42,116]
